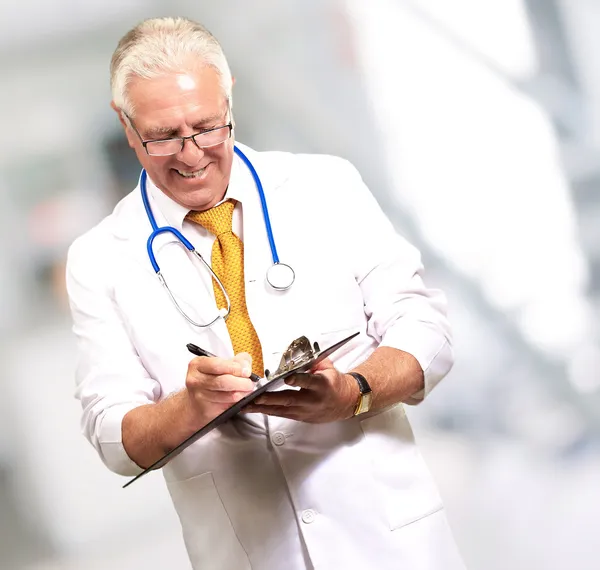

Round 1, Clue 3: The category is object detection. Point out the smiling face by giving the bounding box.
[117,65,234,211]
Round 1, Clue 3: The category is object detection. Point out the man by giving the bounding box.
[66,16,465,570]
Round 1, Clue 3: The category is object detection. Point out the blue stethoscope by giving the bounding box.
[141,144,295,328]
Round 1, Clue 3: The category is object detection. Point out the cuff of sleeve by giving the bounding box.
[380,325,453,404]
[97,403,146,477]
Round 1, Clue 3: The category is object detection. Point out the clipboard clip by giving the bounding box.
[265,336,321,379]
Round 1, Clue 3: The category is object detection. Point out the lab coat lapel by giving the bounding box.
[109,178,233,357]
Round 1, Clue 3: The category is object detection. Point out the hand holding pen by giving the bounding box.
[182,343,258,427]
[187,343,262,383]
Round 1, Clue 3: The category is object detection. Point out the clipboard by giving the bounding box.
[123,331,359,487]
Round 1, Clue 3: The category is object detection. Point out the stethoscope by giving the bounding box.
[141,144,295,328]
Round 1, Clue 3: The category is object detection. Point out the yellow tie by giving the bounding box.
[187,200,264,376]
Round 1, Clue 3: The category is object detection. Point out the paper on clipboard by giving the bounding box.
[123,331,359,488]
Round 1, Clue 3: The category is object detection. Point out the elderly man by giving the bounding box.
[66,16,465,570]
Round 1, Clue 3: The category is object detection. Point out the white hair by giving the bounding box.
[110,17,233,116]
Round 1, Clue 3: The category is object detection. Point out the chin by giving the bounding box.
[184,188,221,211]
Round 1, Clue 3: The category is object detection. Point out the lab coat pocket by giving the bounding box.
[359,405,443,531]
[166,472,251,569]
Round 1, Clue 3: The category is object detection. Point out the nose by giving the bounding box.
[177,137,205,166]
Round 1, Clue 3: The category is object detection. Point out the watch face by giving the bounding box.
[355,392,373,415]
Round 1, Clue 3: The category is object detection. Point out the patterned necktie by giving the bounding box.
[186,199,264,376]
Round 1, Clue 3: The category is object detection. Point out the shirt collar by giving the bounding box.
[146,149,253,231]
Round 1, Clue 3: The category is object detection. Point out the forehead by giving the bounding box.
[127,66,227,127]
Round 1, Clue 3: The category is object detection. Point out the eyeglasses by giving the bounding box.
[123,111,233,157]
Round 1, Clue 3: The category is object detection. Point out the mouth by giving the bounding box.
[175,164,209,179]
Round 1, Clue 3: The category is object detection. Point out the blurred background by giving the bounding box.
[0,1,598,569]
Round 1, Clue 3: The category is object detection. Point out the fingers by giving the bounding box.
[233,352,253,374]
[285,368,335,390]
[253,389,310,408]
[203,385,254,404]
[244,400,325,423]
[204,373,255,393]
[187,356,255,400]
[285,373,315,389]
[187,372,254,402]
[244,405,303,420]
[189,354,254,378]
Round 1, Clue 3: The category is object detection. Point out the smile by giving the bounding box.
[177,167,206,178]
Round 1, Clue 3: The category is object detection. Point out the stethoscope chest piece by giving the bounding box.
[266,262,295,291]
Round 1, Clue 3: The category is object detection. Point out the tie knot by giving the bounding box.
[187,199,236,236]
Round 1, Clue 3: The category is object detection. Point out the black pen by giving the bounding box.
[186,343,262,383]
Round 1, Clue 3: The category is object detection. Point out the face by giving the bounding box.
[116,66,234,211]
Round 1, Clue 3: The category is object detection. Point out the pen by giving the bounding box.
[186,343,262,383]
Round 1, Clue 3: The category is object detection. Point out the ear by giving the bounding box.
[111,101,127,128]
[111,101,137,149]
[231,76,236,87]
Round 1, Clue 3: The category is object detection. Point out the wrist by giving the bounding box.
[346,371,373,416]
[166,390,208,447]
[344,373,361,418]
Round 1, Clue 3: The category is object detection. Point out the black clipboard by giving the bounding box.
[123,331,359,488]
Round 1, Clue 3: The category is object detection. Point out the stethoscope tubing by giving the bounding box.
[233,145,280,264]
[140,144,293,328]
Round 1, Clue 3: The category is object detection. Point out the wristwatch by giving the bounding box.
[348,372,373,416]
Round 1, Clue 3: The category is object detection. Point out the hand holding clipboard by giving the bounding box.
[123,331,359,488]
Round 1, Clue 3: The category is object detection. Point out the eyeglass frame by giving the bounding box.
[121,105,234,156]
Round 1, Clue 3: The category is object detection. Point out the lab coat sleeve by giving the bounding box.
[331,158,454,403]
[65,233,160,476]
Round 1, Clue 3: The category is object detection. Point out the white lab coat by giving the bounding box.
[66,143,465,570]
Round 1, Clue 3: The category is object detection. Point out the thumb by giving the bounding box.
[233,352,253,376]
[311,357,334,373]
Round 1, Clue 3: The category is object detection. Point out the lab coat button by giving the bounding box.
[271,432,286,446]
[301,509,316,524]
